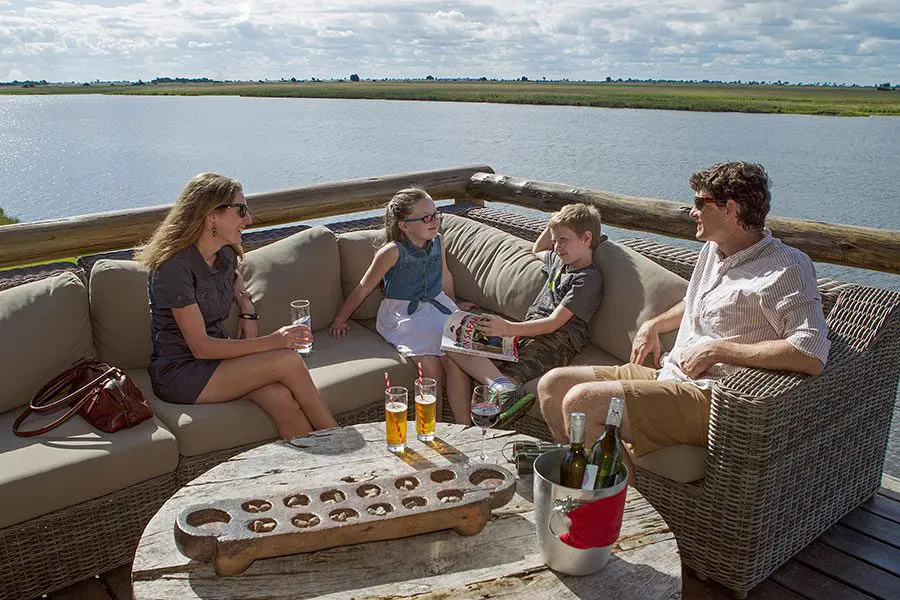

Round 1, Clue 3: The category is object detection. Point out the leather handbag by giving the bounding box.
[13,357,153,437]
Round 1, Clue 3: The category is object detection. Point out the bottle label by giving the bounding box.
[581,464,599,490]
[606,398,624,428]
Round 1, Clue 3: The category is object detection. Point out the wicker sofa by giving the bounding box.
[0,204,897,600]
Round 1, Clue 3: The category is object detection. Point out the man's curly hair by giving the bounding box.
[689,162,770,231]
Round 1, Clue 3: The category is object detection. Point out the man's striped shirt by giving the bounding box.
[658,229,830,387]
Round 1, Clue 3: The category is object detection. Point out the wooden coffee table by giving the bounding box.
[132,422,681,599]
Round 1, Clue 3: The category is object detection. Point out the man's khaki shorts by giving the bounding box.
[590,364,711,458]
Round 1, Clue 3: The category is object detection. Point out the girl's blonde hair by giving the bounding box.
[382,187,432,247]
[135,173,244,271]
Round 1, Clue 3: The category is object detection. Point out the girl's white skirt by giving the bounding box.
[376,292,458,357]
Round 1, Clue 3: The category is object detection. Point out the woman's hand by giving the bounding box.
[456,301,478,312]
[270,324,313,350]
[237,318,258,340]
[630,321,662,367]
[476,314,513,337]
[330,320,352,338]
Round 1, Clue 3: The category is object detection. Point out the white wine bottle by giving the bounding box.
[581,397,624,490]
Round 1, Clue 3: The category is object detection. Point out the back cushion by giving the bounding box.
[337,230,384,320]
[591,241,688,363]
[90,259,152,369]
[241,226,342,333]
[441,214,545,321]
[0,273,96,413]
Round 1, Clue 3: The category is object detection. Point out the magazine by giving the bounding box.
[441,311,519,362]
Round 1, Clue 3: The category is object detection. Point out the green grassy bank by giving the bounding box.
[2,80,898,116]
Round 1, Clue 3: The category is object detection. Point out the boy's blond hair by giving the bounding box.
[548,203,603,249]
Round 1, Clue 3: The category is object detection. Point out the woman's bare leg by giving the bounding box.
[243,383,313,439]
[440,355,472,424]
[198,349,337,430]
[445,352,504,385]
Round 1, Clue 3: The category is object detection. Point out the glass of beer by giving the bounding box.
[385,386,408,452]
[415,377,437,442]
[290,300,312,355]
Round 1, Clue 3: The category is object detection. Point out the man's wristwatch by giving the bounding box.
[238,313,259,320]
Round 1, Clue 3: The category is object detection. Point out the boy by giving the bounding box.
[446,203,604,426]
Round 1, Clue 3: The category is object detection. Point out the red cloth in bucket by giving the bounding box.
[559,486,627,549]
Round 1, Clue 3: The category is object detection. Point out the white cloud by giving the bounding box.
[0,0,896,83]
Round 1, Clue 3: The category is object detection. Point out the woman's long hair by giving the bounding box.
[135,173,244,271]
[382,188,431,247]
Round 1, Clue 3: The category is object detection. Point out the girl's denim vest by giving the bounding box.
[383,237,452,315]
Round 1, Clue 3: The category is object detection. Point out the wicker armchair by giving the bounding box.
[634,284,900,598]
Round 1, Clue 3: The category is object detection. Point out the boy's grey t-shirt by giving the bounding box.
[525,250,603,351]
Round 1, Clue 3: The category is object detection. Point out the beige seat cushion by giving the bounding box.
[240,226,343,333]
[0,273,96,414]
[590,241,688,363]
[628,444,707,484]
[0,410,177,528]
[441,214,545,321]
[337,230,384,320]
[135,326,413,457]
[90,259,151,369]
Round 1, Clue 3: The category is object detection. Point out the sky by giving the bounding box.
[0,0,897,85]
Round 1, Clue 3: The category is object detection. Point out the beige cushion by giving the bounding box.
[90,259,152,369]
[441,214,545,321]
[129,368,279,458]
[135,326,413,457]
[337,230,384,320]
[591,241,688,363]
[628,444,707,483]
[241,226,343,334]
[0,273,96,414]
[0,409,177,528]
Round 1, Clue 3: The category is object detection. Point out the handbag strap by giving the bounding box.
[13,360,116,438]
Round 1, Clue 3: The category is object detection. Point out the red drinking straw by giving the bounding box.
[384,372,391,393]
[417,362,424,402]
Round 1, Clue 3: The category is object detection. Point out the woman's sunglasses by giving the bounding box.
[402,211,442,224]
[218,203,250,218]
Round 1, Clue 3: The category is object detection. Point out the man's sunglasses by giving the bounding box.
[218,203,250,218]
[402,211,442,224]
[693,196,725,210]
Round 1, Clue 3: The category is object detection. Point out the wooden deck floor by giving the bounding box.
[42,483,900,600]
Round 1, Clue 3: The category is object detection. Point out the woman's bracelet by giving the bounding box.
[238,313,259,320]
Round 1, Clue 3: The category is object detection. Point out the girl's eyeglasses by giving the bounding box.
[218,203,250,218]
[402,211,441,224]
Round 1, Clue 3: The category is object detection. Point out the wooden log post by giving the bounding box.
[466,172,900,275]
[0,165,493,269]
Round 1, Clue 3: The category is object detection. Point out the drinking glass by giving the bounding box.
[470,385,500,462]
[385,386,408,452]
[415,377,437,442]
[290,299,312,355]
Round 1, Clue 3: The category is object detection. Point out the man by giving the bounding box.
[538,162,831,463]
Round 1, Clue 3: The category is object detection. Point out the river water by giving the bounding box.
[1,94,898,476]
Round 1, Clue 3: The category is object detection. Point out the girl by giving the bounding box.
[329,188,472,423]
[136,172,337,439]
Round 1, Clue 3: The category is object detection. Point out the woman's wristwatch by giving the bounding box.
[238,312,259,320]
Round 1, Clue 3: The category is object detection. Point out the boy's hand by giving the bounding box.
[477,314,513,336]
[330,320,352,338]
[457,301,477,311]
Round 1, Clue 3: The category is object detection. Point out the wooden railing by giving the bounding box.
[0,165,491,269]
[1,166,898,275]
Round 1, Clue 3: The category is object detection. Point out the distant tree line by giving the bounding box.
[0,207,18,226]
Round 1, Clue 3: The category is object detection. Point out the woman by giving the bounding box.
[135,172,337,438]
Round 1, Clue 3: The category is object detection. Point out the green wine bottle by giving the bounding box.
[581,397,625,490]
[560,412,588,488]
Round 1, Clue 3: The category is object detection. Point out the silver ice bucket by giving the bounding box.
[533,448,628,576]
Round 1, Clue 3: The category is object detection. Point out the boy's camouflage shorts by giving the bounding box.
[496,329,578,384]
